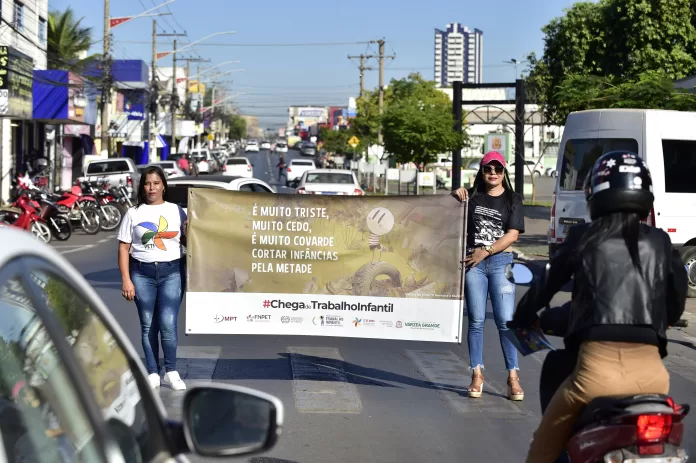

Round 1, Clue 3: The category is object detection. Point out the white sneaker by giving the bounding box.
[163,371,186,391]
[147,373,160,389]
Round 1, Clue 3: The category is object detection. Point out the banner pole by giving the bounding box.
[457,199,469,345]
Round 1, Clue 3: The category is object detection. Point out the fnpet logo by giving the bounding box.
[214,315,237,323]
[247,314,272,322]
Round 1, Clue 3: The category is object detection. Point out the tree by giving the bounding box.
[556,73,696,114]
[228,114,247,140]
[47,8,99,73]
[381,74,467,168]
[526,0,696,124]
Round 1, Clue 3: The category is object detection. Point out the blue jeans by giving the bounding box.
[464,252,518,371]
[130,258,183,374]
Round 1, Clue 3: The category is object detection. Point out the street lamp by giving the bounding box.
[503,58,528,80]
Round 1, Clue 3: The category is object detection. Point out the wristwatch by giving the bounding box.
[483,245,494,255]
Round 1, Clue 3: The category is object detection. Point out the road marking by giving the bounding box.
[665,355,696,385]
[98,238,110,243]
[60,245,95,255]
[405,350,530,418]
[288,346,362,414]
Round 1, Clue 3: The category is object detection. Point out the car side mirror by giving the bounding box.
[504,263,534,285]
[181,385,283,458]
[251,163,255,167]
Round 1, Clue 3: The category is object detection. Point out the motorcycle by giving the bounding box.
[79,181,122,231]
[0,193,53,243]
[506,263,690,463]
[52,184,101,235]
[25,190,72,241]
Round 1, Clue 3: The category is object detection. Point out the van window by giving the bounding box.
[559,138,639,191]
[662,140,696,193]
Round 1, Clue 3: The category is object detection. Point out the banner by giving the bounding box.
[186,190,468,342]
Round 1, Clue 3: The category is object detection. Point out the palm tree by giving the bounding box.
[47,8,99,72]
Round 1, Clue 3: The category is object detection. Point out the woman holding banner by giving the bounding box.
[454,151,525,401]
[117,166,188,391]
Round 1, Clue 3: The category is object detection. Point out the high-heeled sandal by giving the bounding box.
[467,372,484,398]
[507,377,524,401]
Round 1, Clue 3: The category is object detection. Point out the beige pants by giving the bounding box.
[526,341,670,463]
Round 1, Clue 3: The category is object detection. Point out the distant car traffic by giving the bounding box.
[286,159,316,187]
[150,161,186,178]
[300,142,317,157]
[168,175,276,213]
[296,169,364,195]
[245,140,260,152]
[260,141,272,150]
[223,157,254,178]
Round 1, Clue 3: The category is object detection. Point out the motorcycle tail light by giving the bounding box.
[637,443,664,456]
[636,414,672,443]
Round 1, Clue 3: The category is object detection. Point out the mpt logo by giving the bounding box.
[214,315,237,323]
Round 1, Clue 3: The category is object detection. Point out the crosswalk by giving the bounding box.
[157,342,696,422]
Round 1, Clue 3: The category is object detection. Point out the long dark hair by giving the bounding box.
[469,164,516,204]
[137,166,169,207]
[575,211,643,273]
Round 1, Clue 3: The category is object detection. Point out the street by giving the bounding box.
[239,148,305,194]
[53,173,696,462]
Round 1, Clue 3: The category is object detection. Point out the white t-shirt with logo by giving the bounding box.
[117,202,185,263]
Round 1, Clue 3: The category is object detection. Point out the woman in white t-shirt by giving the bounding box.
[117,166,187,391]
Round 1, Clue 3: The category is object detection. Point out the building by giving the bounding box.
[0,0,49,201]
[434,23,483,87]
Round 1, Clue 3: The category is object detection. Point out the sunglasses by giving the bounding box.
[482,165,504,175]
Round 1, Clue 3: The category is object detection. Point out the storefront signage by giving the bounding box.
[0,46,33,118]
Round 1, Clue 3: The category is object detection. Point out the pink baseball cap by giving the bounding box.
[481,151,506,168]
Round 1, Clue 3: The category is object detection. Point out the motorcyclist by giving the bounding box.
[508,150,688,463]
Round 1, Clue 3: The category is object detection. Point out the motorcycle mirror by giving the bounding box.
[505,263,534,285]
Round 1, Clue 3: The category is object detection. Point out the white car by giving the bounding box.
[246,140,260,152]
[510,160,545,177]
[191,149,218,174]
[296,169,364,195]
[168,175,276,213]
[223,157,254,178]
[275,142,288,153]
[286,159,316,187]
[151,161,186,178]
[260,141,272,150]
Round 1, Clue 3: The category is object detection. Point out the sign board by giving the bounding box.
[0,46,33,119]
[417,172,437,195]
[386,168,400,181]
[348,136,360,148]
[484,133,513,165]
[123,91,145,121]
[186,190,468,343]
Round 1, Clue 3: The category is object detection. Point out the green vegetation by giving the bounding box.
[525,0,696,124]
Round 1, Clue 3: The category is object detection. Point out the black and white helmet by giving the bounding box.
[584,151,654,220]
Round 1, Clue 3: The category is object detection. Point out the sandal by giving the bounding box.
[507,377,524,401]
[467,372,484,398]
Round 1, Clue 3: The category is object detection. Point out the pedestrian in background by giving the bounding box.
[454,151,526,401]
[277,154,286,182]
[117,165,188,391]
[177,155,189,176]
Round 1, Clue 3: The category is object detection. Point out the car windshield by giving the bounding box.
[227,159,248,165]
[292,161,314,166]
[305,173,353,184]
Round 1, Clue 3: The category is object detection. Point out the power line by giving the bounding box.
[116,41,373,47]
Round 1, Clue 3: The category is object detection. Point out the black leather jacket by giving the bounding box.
[513,223,688,357]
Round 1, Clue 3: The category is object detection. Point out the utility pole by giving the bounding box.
[347,54,374,98]
[376,39,395,145]
[171,39,177,155]
[101,0,111,155]
[149,20,157,162]
[155,29,186,159]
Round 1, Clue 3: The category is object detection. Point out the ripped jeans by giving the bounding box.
[464,252,518,371]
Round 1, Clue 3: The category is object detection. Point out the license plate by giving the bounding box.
[321,192,338,195]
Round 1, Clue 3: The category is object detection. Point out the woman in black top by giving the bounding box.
[454,151,526,402]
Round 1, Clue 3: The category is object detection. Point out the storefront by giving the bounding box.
[33,70,97,190]
[0,45,35,199]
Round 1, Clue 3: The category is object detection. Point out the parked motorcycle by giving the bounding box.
[25,190,72,241]
[51,184,101,235]
[79,181,123,231]
[506,263,690,463]
[0,192,53,243]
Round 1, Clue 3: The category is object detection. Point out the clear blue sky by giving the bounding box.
[51,0,580,127]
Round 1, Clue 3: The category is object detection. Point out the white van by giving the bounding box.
[548,109,696,296]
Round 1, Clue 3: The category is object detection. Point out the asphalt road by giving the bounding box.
[51,166,696,462]
[235,147,307,194]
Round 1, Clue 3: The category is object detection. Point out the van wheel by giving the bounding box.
[680,246,696,298]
